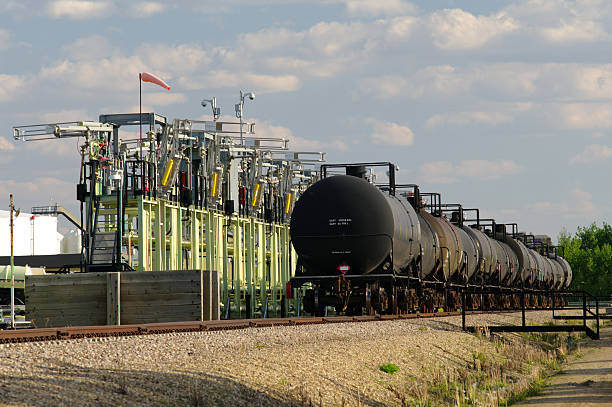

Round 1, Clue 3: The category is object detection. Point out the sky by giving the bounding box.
[1,0,612,241]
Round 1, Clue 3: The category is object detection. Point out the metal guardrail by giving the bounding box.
[461,289,601,340]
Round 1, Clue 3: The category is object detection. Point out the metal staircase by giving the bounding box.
[86,197,132,272]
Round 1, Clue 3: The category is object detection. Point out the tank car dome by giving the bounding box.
[290,175,394,275]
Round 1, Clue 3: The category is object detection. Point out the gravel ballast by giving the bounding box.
[0,311,561,406]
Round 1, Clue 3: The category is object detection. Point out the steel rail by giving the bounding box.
[0,310,528,345]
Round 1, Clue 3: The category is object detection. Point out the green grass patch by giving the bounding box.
[379,363,400,374]
[505,378,545,405]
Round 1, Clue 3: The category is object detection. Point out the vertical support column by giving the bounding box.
[258,222,266,305]
[205,210,214,272]
[155,200,166,271]
[221,215,229,316]
[200,209,206,269]
[137,197,146,272]
[280,225,290,316]
[190,207,200,270]
[106,272,120,325]
[245,219,255,319]
[211,269,220,320]
[271,225,279,316]
[290,243,298,313]
[169,203,180,270]
[232,217,242,318]
[177,204,183,269]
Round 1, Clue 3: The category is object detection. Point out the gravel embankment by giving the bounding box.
[0,311,558,407]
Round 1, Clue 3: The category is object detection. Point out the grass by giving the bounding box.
[379,363,400,374]
[505,378,545,404]
[290,316,592,406]
[385,326,587,407]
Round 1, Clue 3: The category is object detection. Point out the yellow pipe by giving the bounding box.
[284,192,292,214]
[251,183,260,207]
[161,159,174,186]
[211,171,218,197]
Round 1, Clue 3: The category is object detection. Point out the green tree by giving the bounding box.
[559,223,612,297]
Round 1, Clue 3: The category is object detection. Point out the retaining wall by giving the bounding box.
[25,270,219,328]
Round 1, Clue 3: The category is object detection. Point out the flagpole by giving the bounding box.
[139,73,142,162]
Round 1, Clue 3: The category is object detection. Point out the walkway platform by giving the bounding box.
[518,325,612,406]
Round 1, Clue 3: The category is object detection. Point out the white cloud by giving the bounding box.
[540,19,609,43]
[359,66,473,100]
[358,75,410,99]
[366,118,414,146]
[47,0,114,19]
[130,1,165,17]
[265,57,343,78]
[245,73,300,93]
[0,74,25,102]
[571,65,612,99]
[306,21,371,57]
[0,177,76,208]
[39,108,91,123]
[425,111,514,129]
[421,159,521,183]
[0,137,15,151]
[39,56,146,92]
[560,103,612,129]
[179,71,300,94]
[254,119,347,151]
[60,35,113,60]
[569,144,612,164]
[333,0,416,17]
[359,63,612,103]
[141,43,209,74]
[240,27,304,53]
[386,16,417,41]
[429,9,519,50]
[144,91,186,106]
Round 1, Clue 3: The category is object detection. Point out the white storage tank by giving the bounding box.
[0,211,62,256]
[61,229,82,254]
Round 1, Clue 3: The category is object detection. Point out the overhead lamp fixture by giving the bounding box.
[235,90,255,146]
[201,97,221,121]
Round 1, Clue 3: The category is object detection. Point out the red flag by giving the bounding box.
[139,72,170,90]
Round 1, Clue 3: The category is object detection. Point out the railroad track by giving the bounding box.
[0,310,523,344]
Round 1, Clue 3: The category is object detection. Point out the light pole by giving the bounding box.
[235,90,255,146]
[9,194,19,329]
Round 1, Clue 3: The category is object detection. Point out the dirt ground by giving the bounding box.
[518,324,612,406]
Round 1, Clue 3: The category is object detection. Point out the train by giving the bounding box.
[288,162,572,316]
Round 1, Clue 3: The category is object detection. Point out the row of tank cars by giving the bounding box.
[289,163,572,315]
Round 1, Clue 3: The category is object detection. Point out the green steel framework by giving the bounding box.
[96,194,299,318]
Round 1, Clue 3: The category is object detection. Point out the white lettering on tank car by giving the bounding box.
[328,218,352,226]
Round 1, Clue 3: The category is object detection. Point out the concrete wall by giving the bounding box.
[25,270,219,328]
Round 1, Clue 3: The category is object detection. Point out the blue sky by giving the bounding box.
[1,0,612,240]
